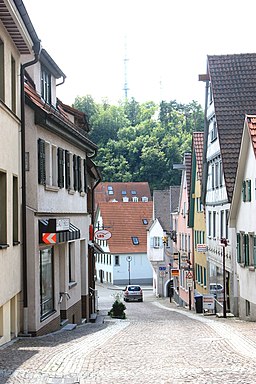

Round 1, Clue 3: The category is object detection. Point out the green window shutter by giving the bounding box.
[253,236,256,267]
[38,138,46,185]
[242,181,246,202]
[244,234,249,266]
[73,154,78,191]
[57,148,64,188]
[236,233,241,263]
[248,180,251,202]
[65,150,70,189]
[77,156,82,192]
[84,158,88,193]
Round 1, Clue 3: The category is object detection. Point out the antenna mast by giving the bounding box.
[123,36,129,99]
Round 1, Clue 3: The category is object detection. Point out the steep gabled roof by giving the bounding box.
[95,182,152,205]
[193,132,204,181]
[153,190,170,231]
[98,201,153,254]
[208,53,256,202]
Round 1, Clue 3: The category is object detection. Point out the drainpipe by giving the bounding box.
[20,41,41,334]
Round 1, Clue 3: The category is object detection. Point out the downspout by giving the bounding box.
[56,76,66,87]
[20,41,41,334]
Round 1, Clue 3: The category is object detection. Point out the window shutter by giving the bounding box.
[236,233,241,263]
[242,181,246,202]
[65,150,70,189]
[73,154,78,191]
[57,148,64,188]
[248,180,251,202]
[253,236,256,267]
[38,138,46,185]
[245,234,249,266]
[77,156,82,192]
[84,158,88,193]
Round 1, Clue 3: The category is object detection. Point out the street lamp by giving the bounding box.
[126,256,132,284]
[220,238,228,318]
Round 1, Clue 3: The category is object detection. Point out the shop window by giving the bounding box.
[40,248,54,319]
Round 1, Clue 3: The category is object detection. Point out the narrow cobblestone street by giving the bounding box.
[1,284,256,383]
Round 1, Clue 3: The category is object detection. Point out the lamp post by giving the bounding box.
[220,238,228,318]
[126,256,132,284]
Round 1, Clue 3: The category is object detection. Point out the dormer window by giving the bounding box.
[141,196,148,202]
[121,190,127,195]
[131,190,137,195]
[41,65,51,104]
[107,186,114,195]
[132,197,138,202]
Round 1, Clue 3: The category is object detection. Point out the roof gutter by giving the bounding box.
[20,39,41,334]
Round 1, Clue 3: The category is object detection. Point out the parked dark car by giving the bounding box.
[123,285,143,302]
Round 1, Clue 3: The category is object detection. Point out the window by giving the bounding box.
[253,236,256,267]
[123,197,129,202]
[196,197,203,212]
[11,56,16,113]
[132,236,139,245]
[41,65,51,103]
[211,120,217,142]
[142,219,148,225]
[131,190,137,195]
[141,196,148,202]
[68,242,75,283]
[57,148,64,188]
[208,211,211,237]
[0,171,7,246]
[225,210,229,239]
[121,190,127,195]
[203,267,207,287]
[114,255,120,266]
[40,248,54,319]
[220,210,224,239]
[13,175,18,245]
[38,138,46,185]
[0,39,4,101]
[152,236,161,248]
[211,164,215,189]
[242,234,249,266]
[215,162,219,188]
[219,161,223,187]
[246,300,250,317]
[242,180,251,202]
[213,212,216,238]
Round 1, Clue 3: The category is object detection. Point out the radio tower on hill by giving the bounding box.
[123,36,129,99]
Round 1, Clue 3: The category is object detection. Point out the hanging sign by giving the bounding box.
[42,233,56,244]
[95,229,112,240]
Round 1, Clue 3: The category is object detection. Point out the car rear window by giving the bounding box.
[128,286,141,291]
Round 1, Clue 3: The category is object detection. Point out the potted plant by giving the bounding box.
[108,293,126,319]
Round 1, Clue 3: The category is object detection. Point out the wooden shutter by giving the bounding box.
[242,181,246,202]
[244,234,249,266]
[84,158,88,193]
[73,154,78,191]
[57,148,64,188]
[38,138,46,185]
[65,150,70,189]
[77,156,82,192]
[236,233,241,263]
[248,180,251,202]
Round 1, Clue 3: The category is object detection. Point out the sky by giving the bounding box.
[23,0,256,107]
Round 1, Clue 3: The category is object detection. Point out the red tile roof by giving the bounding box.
[246,115,256,157]
[97,201,153,254]
[95,182,152,206]
[193,132,204,180]
[208,53,256,202]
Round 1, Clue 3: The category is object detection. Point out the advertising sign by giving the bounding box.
[95,229,112,240]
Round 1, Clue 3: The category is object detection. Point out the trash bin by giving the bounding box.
[194,294,203,313]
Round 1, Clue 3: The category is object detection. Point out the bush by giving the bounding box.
[108,299,126,319]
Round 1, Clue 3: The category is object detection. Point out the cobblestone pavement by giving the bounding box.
[1,285,256,383]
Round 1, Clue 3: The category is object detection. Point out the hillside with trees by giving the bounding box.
[73,96,204,190]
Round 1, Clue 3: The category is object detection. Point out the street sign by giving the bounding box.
[203,294,215,310]
[171,269,179,277]
[42,233,56,244]
[186,271,193,279]
[197,244,208,253]
[159,271,165,277]
[187,279,193,287]
[95,229,112,240]
[159,266,166,271]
